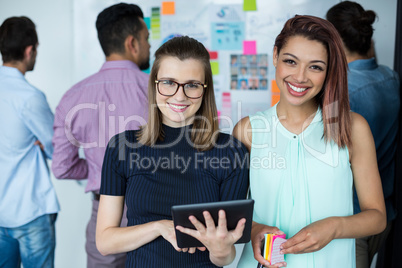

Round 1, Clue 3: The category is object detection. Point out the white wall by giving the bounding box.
[0,0,397,267]
[0,1,90,267]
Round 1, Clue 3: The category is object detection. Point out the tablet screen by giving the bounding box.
[171,199,254,248]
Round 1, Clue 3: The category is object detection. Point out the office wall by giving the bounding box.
[0,0,397,267]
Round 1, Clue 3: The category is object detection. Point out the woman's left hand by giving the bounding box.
[280,217,338,254]
[176,209,246,260]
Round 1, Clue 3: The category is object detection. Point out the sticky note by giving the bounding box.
[162,2,175,15]
[211,61,219,75]
[222,92,231,107]
[144,17,150,29]
[243,0,257,11]
[263,233,286,265]
[271,94,280,106]
[271,237,286,264]
[243,40,257,55]
[151,7,161,40]
[209,51,218,60]
[211,22,245,51]
[271,80,280,93]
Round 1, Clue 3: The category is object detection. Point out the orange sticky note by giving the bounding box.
[162,2,175,15]
[271,80,280,93]
[271,94,280,106]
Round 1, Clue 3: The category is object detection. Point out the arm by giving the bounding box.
[97,137,195,255]
[206,122,250,265]
[233,118,286,267]
[96,195,184,255]
[280,112,386,254]
[176,121,253,266]
[21,92,54,159]
[335,112,386,237]
[51,100,88,179]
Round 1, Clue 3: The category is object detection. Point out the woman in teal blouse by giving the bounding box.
[234,15,386,268]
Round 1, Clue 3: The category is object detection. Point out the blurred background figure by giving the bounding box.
[51,3,150,267]
[0,16,59,268]
[327,2,400,268]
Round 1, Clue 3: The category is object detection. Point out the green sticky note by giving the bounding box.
[211,61,219,75]
[243,0,257,11]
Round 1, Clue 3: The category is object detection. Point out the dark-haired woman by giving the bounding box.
[235,15,386,268]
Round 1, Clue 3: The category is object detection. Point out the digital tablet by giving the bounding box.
[171,199,254,248]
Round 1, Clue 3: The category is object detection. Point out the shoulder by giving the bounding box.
[216,132,247,147]
[11,78,44,98]
[233,115,251,133]
[233,116,253,152]
[57,75,93,106]
[55,72,105,113]
[63,73,100,97]
[105,130,142,160]
[350,111,371,133]
[109,130,140,146]
[21,85,49,108]
[349,112,373,156]
[214,132,249,157]
[377,63,399,77]
[137,69,150,83]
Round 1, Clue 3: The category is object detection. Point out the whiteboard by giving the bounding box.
[73,0,338,130]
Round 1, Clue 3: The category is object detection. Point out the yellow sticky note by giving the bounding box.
[211,61,219,75]
[243,0,257,11]
[162,2,175,15]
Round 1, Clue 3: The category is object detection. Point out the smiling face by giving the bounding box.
[156,56,204,128]
[273,35,328,108]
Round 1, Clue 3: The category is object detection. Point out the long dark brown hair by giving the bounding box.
[137,36,218,151]
[274,15,351,148]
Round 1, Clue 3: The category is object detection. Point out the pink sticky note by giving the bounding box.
[243,40,257,55]
[222,92,231,107]
[270,236,287,265]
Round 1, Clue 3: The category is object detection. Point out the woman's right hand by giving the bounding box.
[158,220,205,254]
[251,222,287,268]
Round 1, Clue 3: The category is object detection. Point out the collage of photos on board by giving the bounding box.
[230,54,268,90]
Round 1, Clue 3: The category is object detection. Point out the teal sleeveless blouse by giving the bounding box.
[238,104,355,268]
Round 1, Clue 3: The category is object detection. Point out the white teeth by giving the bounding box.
[169,103,187,110]
[288,83,307,93]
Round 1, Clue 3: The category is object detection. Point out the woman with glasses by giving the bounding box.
[96,36,249,267]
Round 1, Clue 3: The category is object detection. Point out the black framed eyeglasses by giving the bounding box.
[155,79,206,99]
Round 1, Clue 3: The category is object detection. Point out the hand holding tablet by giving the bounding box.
[171,199,254,248]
